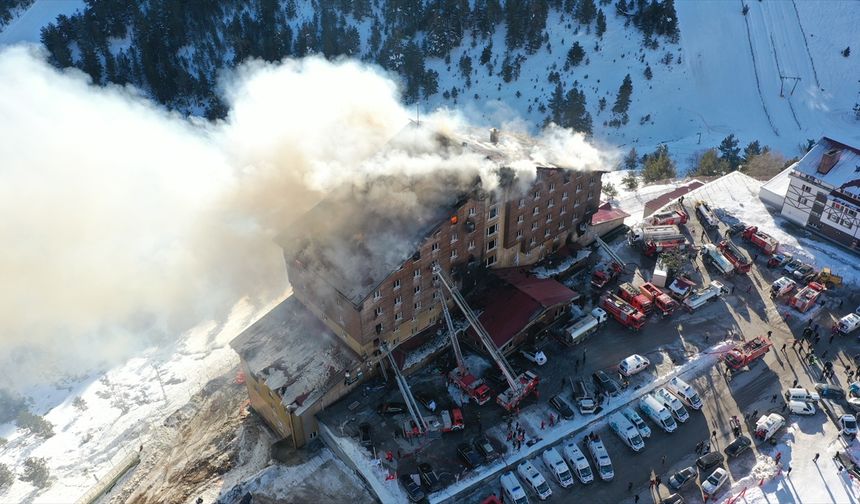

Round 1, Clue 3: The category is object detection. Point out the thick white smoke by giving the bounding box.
[0,45,614,388]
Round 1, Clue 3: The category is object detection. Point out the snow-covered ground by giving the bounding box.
[0,0,84,45]
[0,296,280,504]
[717,415,860,504]
[601,169,701,225]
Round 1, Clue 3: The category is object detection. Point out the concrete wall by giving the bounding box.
[241,359,293,440]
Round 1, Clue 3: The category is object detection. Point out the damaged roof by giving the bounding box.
[230,296,359,410]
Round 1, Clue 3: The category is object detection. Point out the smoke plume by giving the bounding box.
[0,45,614,388]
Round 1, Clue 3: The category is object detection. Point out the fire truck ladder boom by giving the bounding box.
[384,347,428,433]
[433,267,520,394]
[595,235,626,266]
[439,292,466,373]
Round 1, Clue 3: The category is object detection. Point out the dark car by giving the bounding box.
[358,422,372,447]
[667,466,697,490]
[458,442,483,469]
[724,435,752,458]
[661,494,686,504]
[793,264,816,281]
[398,474,426,502]
[727,222,747,236]
[415,393,437,412]
[815,383,846,400]
[418,462,441,491]
[696,451,725,471]
[377,402,408,415]
[474,435,497,460]
[592,370,622,396]
[549,394,576,420]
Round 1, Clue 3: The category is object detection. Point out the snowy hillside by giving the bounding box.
[3,1,859,167]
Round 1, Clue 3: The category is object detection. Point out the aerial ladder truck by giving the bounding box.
[438,290,492,405]
[434,266,539,412]
[381,344,429,436]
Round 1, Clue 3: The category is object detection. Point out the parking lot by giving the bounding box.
[318,199,860,504]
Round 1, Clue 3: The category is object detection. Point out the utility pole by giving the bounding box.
[151,363,168,404]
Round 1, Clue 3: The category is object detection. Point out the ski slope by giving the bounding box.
[0,0,84,46]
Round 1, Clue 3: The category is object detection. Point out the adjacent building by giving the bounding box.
[779,137,860,251]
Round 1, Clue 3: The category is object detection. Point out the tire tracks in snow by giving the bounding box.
[740,0,780,137]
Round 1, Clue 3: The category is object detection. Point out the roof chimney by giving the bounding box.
[818,149,841,175]
[489,128,499,144]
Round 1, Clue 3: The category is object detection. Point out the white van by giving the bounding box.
[784,388,820,403]
[500,471,529,504]
[619,354,651,377]
[586,434,614,481]
[541,447,574,488]
[666,377,703,410]
[639,393,677,432]
[788,400,816,415]
[562,440,594,484]
[621,407,651,438]
[517,460,552,500]
[839,313,860,335]
[609,413,645,451]
[656,387,690,423]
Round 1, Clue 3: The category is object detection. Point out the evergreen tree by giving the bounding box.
[644,64,652,80]
[743,140,762,162]
[622,172,639,190]
[480,41,493,65]
[642,144,676,182]
[842,46,851,57]
[693,149,729,177]
[596,9,607,37]
[459,54,473,82]
[575,0,597,25]
[612,74,633,114]
[566,42,585,67]
[602,181,618,198]
[718,134,742,171]
[624,147,639,170]
[548,82,566,125]
[561,86,593,134]
[422,69,439,99]
[20,457,50,489]
[0,463,12,490]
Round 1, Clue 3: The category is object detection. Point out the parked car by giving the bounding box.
[358,422,372,447]
[783,258,803,276]
[399,474,425,502]
[724,435,751,458]
[619,354,651,377]
[668,466,697,489]
[793,263,816,281]
[815,383,845,400]
[701,467,729,496]
[415,393,437,412]
[521,347,548,366]
[788,400,816,416]
[661,494,686,504]
[592,370,622,396]
[840,415,858,438]
[549,394,576,419]
[474,435,497,461]
[417,462,441,491]
[768,252,792,268]
[696,451,724,471]
[377,402,408,415]
[458,442,483,469]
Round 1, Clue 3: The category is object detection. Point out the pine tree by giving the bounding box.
[624,147,639,170]
[566,42,585,67]
[548,82,566,125]
[693,149,729,176]
[642,144,677,182]
[622,172,639,190]
[0,463,11,490]
[575,0,598,25]
[743,140,762,162]
[480,41,493,65]
[644,64,653,80]
[718,134,742,171]
[612,74,633,114]
[561,87,593,134]
[20,457,50,488]
[842,46,851,57]
[596,10,607,37]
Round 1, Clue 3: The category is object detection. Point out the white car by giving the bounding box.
[788,400,816,416]
[840,414,858,438]
[619,354,651,377]
[701,467,728,496]
[521,348,548,366]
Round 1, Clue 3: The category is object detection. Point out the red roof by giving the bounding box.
[642,181,704,217]
[476,269,579,348]
[591,201,630,225]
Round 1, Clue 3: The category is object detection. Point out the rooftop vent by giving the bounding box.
[818,149,841,175]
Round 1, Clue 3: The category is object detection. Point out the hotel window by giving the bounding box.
[531,222,538,230]
[549,183,555,191]
[544,228,551,237]
[517,214,524,223]
[414,285,421,294]
[487,239,497,251]
[373,290,381,300]
[548,198,554,208]
[393,279,401,290]
[486,255,497,267]
[395,312,403,321]
[468,240,475,250]
[414,301,421,311]
[546,214,552,223]
[468,207,476,216]
[451,232,458,243]
[488,206,498,219]
[374,307,383,317]
[562,191,568,200]
[432,242,439,252]
[530,237,537,246]
[487,224,498,236]
[560,206,567,215]
[576,182,582,191]
[413,269,421,278]
[450,249,458,259]
[533,206,540,215]
[533,190,540,200]
[518,198,525,208]
[394,295,402,305]
[516,229,523,239]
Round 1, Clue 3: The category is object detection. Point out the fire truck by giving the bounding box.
[591,262,623,289]
[630,225,689,257]
[789,282,826,313]
[741,226,779,255]
[647,208,688,226]
[695,201,720,230]
[618,282,653,314]
[600,294,646,331]
[717,240,752,274]
[435,267,539,412]
[722,337,773,371]
[639,282,678,316]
